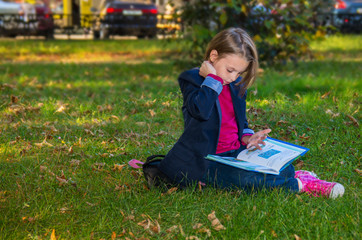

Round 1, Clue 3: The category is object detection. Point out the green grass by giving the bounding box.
[0,35,361,239]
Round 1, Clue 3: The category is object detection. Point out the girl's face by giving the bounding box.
[210,50,249,85]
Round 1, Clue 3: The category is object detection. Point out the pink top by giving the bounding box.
[208,74,241,154]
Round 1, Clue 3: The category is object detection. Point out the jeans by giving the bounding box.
[203,148,299,192]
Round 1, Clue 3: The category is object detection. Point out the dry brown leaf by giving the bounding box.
[277,120,289,125]
[197,227,211,237]
[299,133,310,140]
[111,232,116,240]
[93,162,106,169]
[55,105,66,113]
[34,139,54,148]
[149,109,156,117]
[70,159,81,166]
[11,95,19,104]
[321,91,331,99]
[347,114,359,127]
[162,187,178,196]
[68,146,74,154]
[123,215,135,222]
[155,130,167,136]
[151,220,161,234]
[56,176,68,185]
[354,169,362,175]
[294,234,302,240]
[59,207,70,214]
[166,225,178,233]
[138,219,151,229]
[111,115,120,120]
[51,229,57,240]
[271,229,278,237]
[193,223,203,229]
[325,109,340,118]
[113,164,126,171]
[208,211,226,231]
[186,237,200,240]
[179,225,185,236]
[136,122,146,126]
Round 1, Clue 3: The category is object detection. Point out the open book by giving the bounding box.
[206,137,309,175]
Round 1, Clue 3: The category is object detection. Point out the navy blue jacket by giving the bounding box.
[158,68,254,186]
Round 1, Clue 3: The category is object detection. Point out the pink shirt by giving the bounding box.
[208,74,241,154]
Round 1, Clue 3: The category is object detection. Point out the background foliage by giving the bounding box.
[176,0,335,66]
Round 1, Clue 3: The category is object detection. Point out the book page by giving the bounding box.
[236,138,306,172]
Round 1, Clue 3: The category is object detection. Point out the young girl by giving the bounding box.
[152,28,344,198]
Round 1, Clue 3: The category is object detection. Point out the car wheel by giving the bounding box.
[45,30,54,40]
[93,30,100,40]
[100,26,109,39]
[148,32,157,39]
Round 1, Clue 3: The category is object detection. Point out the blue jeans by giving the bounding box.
[203,148,299,192]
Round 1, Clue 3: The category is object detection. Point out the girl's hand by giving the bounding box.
[199,61,217,78]
[245,129,272,150]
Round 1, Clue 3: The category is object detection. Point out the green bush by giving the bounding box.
[176,0,335,66]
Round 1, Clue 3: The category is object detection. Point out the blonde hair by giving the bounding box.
[204,28,259,96]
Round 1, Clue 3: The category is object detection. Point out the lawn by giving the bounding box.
[0,35,361,240]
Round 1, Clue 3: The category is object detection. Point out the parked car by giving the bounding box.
[94,1,158,39]
[35,4,54,39]
[333,0,362,32]
[0,0,37,37]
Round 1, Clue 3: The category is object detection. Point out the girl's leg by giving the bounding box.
[204,160,299,192]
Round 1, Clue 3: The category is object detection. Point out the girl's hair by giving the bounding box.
[204,28,259,96]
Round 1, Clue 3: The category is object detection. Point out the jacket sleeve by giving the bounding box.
[178,72,223,121]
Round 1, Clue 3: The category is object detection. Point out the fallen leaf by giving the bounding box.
[11,95,19,103]
[111,115,120,120]
[347,115,359,127]
[271,229,278,237]
[321,91,331,99]
[55,105,66,113]
[56,176,68,185]
[277,120,289,125]
[299,133,310,140]
[186,237,200,240]
[93,162,106,169]
[136,122,146,126]
[354,169,362,175]
[162,187,178,196]
[193,223,203,229]
[166,225,178,233]
[70,159,81,166]
[113,164,126,171]
[111,232,116,240]
[59,207,70,213]
[294,234,302,240]
[155,131,167,136]
[149,109,156,117]
[325,109,340,118]
[208,211,226,231]
[179,225,185,236]
[51,229,57,240]
[123,214,135,222]
[34,139,54,148]
[151,220,161,234]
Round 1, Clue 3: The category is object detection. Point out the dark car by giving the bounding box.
[35,4,54,39]
[333,0,362,32]
[94,1,158,39]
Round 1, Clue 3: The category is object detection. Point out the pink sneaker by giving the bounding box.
[295,170,318,179]
[298,175,345,199]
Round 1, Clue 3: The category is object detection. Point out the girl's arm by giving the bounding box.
[178,71,222,121]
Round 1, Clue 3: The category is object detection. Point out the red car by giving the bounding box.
[35,4,54,39]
